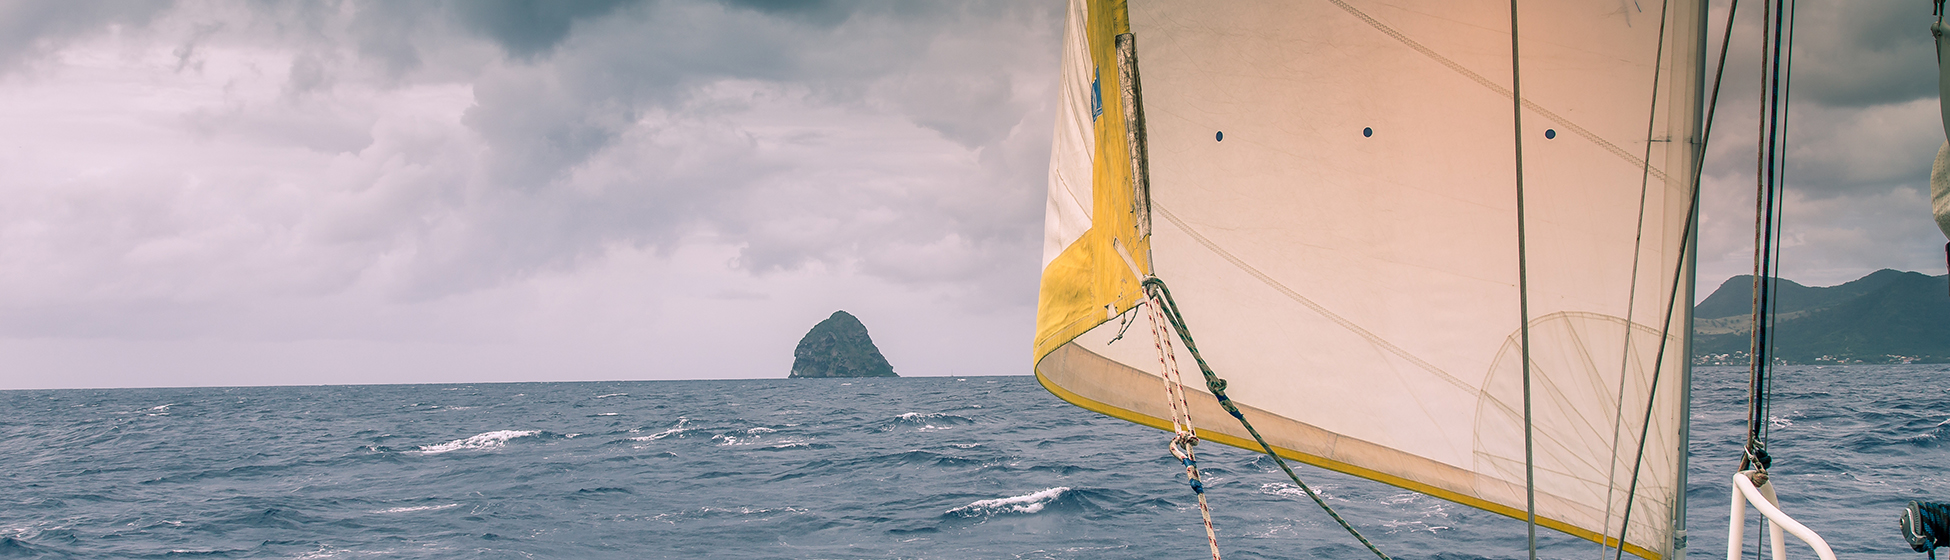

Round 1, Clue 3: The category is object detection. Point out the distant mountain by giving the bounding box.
[1692,269,1950,364]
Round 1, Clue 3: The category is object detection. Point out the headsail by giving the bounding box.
[1034,1,1707,559]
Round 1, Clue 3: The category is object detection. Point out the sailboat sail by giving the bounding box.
[1035,1,1707,559]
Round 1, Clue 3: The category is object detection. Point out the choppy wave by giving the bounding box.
[9,368,1946,559]
[371,504,461,514]
[418,430,537,454]
[631,418,689,441]
[874,412,975,432]
[948,487,1069,516]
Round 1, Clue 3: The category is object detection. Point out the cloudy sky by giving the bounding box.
[0,0,1941,390]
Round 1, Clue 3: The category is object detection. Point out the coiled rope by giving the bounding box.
[1141,277,1392,560]
[1904,501,1950,559]
[1141,291,1222,560]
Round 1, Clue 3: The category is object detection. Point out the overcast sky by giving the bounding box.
[1,0,1942,390]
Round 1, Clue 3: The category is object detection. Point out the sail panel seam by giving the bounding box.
[1320,0,1670,183]
[1153,203,1478,396]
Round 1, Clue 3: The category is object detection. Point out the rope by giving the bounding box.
[1905,501,1950,554]
[1141,295,1222,560]
[1744,0,1795,474]
[1141,277,1392,560]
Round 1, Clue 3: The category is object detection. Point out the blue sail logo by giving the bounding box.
[1090,68,1102,122]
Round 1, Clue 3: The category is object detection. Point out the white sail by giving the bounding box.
[1034,1,1706,559]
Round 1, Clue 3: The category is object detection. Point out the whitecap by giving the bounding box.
[419,430,538,454]
[595,393,628,399]
[632,418,689,441]
[1260,482,1338,501]
[594,412,619,416]
[949,487,1069,516]
[372,503,461,514]
[747,427,777,434]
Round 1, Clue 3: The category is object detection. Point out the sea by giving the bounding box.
[3,364,1947,559]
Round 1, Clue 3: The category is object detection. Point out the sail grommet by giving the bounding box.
[1216,131,1223,142]
[1544,129,1556,139]
[1363,127,1373,137]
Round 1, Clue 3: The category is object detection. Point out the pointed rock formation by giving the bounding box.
[790,311,899,378]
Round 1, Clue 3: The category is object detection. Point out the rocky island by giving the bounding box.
[790,310,899,378]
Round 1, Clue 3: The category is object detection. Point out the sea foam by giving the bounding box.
[632,418,689,441]
[371,504,461,514]
[419,430,537,454]
[949,487,1068,516]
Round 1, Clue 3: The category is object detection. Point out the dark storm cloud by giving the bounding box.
[721,0,854,27]
[0,0,1059,313]
[406,1,1059,298]
[0,0,173,74]
[452,0,636,59]
[1784,0,1937,108]
[1698,0,1942,195]
[1690,0,1949,287]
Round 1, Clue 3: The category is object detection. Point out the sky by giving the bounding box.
[0,0,1942,390]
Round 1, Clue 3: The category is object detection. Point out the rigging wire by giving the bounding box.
[1599,0,1675,558]
[1507,2,1538,559]
[1745,0,1795,475]
[1609,0,1751,556]
[1766,0,1798,450]
[1738,0,1796,558]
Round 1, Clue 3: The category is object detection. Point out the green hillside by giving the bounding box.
[1692,269,1950,364]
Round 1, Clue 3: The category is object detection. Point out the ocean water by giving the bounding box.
[3,365,1947,559]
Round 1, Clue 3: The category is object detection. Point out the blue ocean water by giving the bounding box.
[3,365,1947,559]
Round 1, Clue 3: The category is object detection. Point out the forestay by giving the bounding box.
[1033,1,1707,559]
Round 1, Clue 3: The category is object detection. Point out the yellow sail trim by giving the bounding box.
[1034,365,1659,560]
[1033,0,1151,365]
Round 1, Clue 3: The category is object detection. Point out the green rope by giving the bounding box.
[1141,277,1392,560]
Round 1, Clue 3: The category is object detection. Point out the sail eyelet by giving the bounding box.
[1363,127,1373,137]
